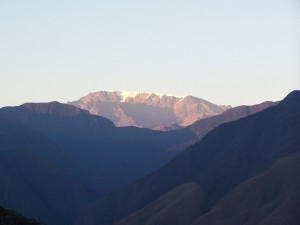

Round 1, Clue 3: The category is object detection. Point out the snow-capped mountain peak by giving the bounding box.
[68,90,231,129]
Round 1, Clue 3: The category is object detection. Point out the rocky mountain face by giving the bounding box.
[68,91,230,128]
[76,90,300,225]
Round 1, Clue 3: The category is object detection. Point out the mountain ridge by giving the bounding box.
[21,101,90,116]
[0,102,196,191]
[187,100,278,139]
[68,91,231,128]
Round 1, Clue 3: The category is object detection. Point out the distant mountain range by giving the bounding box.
[75,90,300,225]
[68,91,231,129]
[0,91,298,225]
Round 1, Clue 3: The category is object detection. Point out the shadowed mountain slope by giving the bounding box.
[117,153,300,225]
[76,90,300,225]
[0,103,195,225]
[0,119,93,225]
[190,153,300,225]
[0,102,196,191]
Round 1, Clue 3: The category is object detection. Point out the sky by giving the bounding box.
[0,0,299,107]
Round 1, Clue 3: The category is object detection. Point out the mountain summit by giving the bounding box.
[68,91,230,128]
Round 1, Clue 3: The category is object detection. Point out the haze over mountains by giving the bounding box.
[0,90,299,225]
[68,91,230,129]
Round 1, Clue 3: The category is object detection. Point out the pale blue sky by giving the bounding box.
[0,0,299,107]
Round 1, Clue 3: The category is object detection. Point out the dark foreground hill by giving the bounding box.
[0,206,44,225]
[75,90,300,225]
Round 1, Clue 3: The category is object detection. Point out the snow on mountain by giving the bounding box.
[68,91,230,129]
